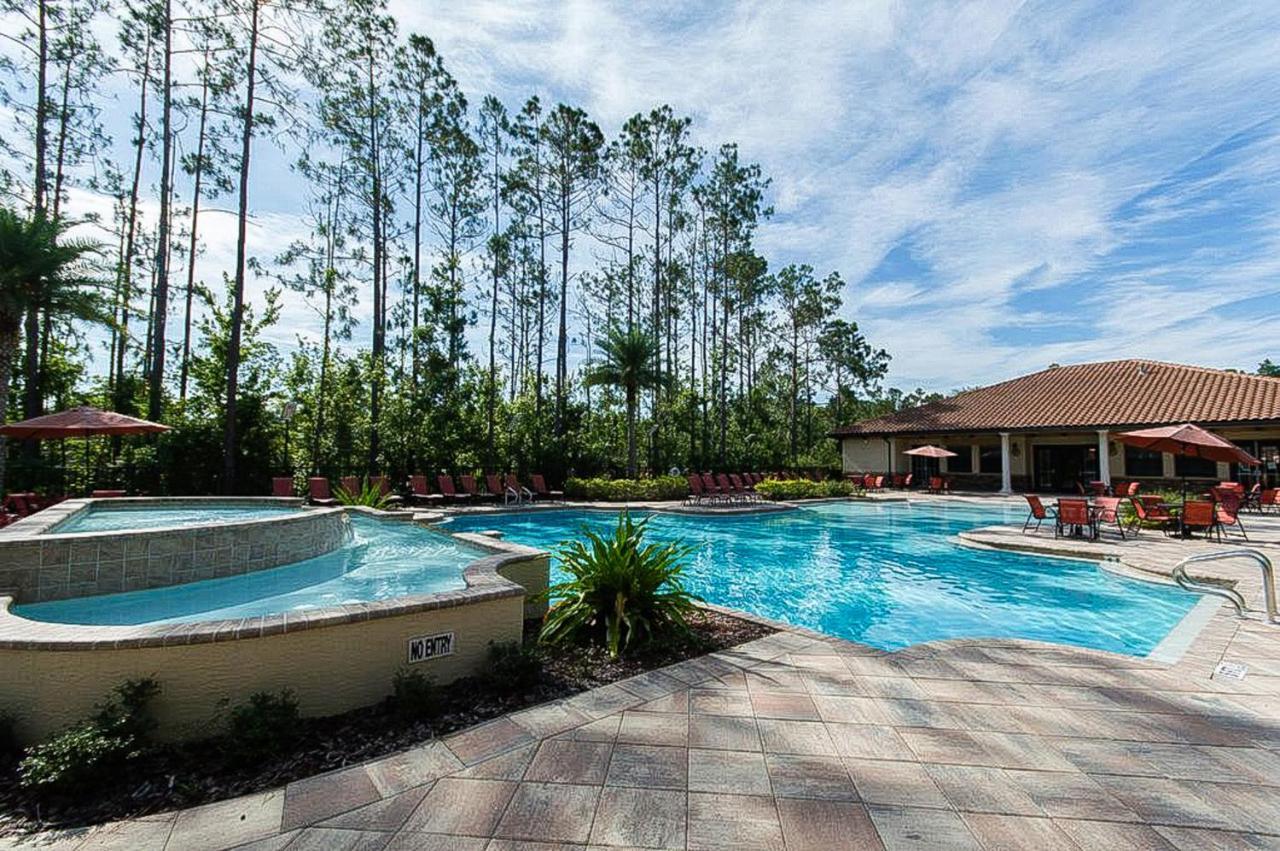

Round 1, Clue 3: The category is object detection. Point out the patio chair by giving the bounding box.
[1088,481,1108,497]
[1022,494,1054,533]
[488,473,519,505]
[369,475,403,505]
[4,493,33,516]
[716,473,745,504]
[1181,500,1217,540]
[1093,496,1127,539]
[1125,482,1141,497]
[507,473,534,504]
[459,474,493,503]
[700,473,724,503]
[90,489,127,499]
[271,477,293,497]
[1109,481,1126,497]
[307,478,337,507]
[530,474,564,502]
[729,474,759,502]
[686,474,706,505]
[927,476,944,494]
[892,473,905,488]
[1215,494,1247,541]
[1260,488,1278,514]
[1127,496,1174,536]
[408,475,444,506]
[437,475,472,505]
[903,473,914,489]
[1241,483,1262,512]
[1055,498,1096,540]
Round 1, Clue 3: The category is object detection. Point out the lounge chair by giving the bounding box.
[271,477,293,497]
[1181,500,1217,539]
[1215,494,1247,540]
[369,475,403,505]
[488,473,519,505]
[729,474,758,502]
[530,474,564,502]
[437,475,472,505]
[90,489,126,499]
[459,474,493,503]
[685,474,706,506]
[308,477,338,506]
[1022,495,1054,533]
[903,473,914,489]
[1055,498,1096,540]
[339,476,359,497]
[507,473,534,504]
[700,473,725,503]
[1127,496,1174,536]
[1093,496,1126,539]
[408,475,445,506]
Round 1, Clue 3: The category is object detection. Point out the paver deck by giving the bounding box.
[7,501,1280,850]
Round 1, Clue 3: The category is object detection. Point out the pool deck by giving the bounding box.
[9,498,1280,850]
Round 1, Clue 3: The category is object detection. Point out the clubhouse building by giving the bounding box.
[833,360,1280,493]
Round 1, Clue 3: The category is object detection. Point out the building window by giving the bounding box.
[1124,446,1163,477]
[1174,454,1218,479]
[979,446,1002,473]
[945,445,973,473]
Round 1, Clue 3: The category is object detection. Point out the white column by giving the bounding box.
[1097,430,1111,487]
[999,432,1013,494]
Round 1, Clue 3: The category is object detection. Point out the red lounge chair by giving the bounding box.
[90,489,127,499]
[340,476,360,497]
[1125,482,1141,497]
[729,474,758,502]
[1022,495,1054,533]
[873,475,886,491]
[456,474,490,503]
[507,473,533,504]
[715,473,741,504]
[1094,497,1126,539]
[437,475,472,504]
[369,475,403,505]
[1055,498,1096,540]
[1181,500,1217,539]
[271,477,293,497]
[408,475,444,506]
[686,474,706,505]
[1215,495,1247,540]
[530,474,564,502]
[487,473,518,505]
[4,493,34,516]
[1127,497,1174,536]
[308,478,337,506]
[700,473,724,502]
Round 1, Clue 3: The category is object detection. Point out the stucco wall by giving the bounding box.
[841,438,889,473]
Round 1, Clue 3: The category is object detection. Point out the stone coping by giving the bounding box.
[0,511,547,652]
[0,496,311,538]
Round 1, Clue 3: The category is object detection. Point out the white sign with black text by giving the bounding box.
[407,631,455,664]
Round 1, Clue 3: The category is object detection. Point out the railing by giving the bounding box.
[1170,549,1278,624]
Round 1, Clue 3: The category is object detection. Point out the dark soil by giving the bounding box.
[0,609,772,835]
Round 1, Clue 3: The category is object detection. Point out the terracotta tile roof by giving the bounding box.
[834,360,1280,437]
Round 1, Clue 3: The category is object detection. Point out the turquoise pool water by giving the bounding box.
[52,503,302,533]
[16,515,476,625]
[448,502,1200,656]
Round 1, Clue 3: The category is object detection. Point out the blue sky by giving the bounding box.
[13,0,1280,392]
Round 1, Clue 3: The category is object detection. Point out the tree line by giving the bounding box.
[0,0,931,495]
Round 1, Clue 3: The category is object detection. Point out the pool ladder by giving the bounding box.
[1170,549,1279,624]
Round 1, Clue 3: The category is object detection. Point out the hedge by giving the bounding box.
[563,475,688,502]
[754,479,855,501]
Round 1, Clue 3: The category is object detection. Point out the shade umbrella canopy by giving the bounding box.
[0,406,170,439]
[1114,423,1260,466]
[904,444,958,458]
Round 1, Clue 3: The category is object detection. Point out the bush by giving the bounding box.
[18,678,160,794]
[540,511,701,658]
[754,479,855,501]
[563,475,687,502]
[226,690,300,764]
[484,641,543,692]
[389,668,439,721]
[335,477,396,509]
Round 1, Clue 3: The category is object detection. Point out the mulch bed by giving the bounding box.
[0,609,772,835]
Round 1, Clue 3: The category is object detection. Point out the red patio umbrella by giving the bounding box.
[0,406,169,494]
[1114,423,1260,504]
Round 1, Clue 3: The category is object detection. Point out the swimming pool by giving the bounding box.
[50,503,302,533]
[15,514,479,625]
[448,501,1201,656]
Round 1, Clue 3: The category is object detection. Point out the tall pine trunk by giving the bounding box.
[148,0,174,421]
[179,56,212,403]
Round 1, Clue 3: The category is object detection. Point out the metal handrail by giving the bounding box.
[1170,549,1278,624]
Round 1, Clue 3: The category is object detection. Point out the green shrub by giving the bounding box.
[18,678,160,794]
[484,641,543,692]
[390,668,439,721]
[754,479,854,501]
[335,477,395,509]
[563,475,687,502]
[540,511,701,658]
[226,689,300,763]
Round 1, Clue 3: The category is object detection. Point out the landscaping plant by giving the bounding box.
[754,478,855,501]
[335,477,396,510]
[563,475,688,501]
[226,690,301,764]
[540,512,702,658]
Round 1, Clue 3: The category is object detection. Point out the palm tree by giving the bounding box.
[583,326,666,477]
[0,208,109,491]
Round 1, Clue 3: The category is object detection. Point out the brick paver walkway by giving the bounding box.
[9,513,1280,850]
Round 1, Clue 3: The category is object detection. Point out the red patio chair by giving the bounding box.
[1109,481,1126,497]
[686,474,706,505]
[488,473,518,505]
[928,476,944,494]
[271,477,293,497]
[1215,494,1247,540]
[1260,488,1278,514]
[530,474,564,502]
[716,473,746,504]
[369,475,403,505]
[437,475,472,504]
[1094,497,1126,539]
[456,474,490,502]
[507,473,533,504]
[1241,483,1262,512]
[1181,500,1217,539]
[307,478,337,506]
[729,474,758,502]
[90,489,126,499]
[1021,495,1055,533]
[408,475,444,506]
[1125,482,1141,497]
[1055,498,1096,540]
[1089,481,1108,497]
[1127,496,1174,536]
[903,473,914,489]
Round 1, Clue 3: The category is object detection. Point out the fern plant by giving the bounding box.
[335,477,394,509]
[540,512,702,658]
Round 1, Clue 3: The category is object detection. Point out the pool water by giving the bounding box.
[52,504,302,533]
[16,515,476,625]
[448,502,1200,656]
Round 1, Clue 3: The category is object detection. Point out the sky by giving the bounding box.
[11,0,1280,393]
